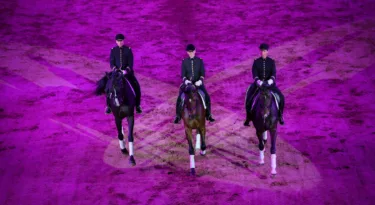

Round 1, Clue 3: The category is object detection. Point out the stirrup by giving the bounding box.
[206,115,215,122]
[136,106,142,114]
[279,115,284,125]
[173,116,181,124]
[105,107,112,114]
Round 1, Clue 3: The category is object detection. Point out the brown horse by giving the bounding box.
[181,83,207,176]
[251,84,279,175]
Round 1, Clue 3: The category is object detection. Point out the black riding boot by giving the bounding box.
[105,95,112,114]
[279,100,285,125]
[244,94,256,126]
[244,111,252,126]
[132,78,142,114]
[244,83,257,126]
[174,95,183,124]
[205,98,215,122]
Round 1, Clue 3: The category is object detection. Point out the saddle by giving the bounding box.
[180,84,207,110]
[246,87,280,112]
[106,72,136,99]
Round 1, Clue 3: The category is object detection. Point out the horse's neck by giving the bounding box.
[256,96,277,114]
[185,93,202,111]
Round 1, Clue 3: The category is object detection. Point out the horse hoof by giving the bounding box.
[129,156,136,166]
[243,122,250,127]
[259,161,265,165]
[271,170,277,175]
[190,168,196,176]
[200,150,206,156]
[121,148,129,155]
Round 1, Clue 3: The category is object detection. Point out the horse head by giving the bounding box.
[109,69,126,106]
[183,83,198,119]
[258,83,273,119]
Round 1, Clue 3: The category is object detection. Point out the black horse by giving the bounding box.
[95,69,137,166]
[250,84,279,175]
[181,83,207,176]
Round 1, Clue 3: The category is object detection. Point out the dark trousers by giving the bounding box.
[126,74,141,107]
[176,84,212,117]
[245,83,284,115]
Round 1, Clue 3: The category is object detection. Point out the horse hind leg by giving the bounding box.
[115,117,128,155]
[127,115,136,166]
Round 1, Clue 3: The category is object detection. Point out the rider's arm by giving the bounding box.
[110,48,116,70]
[270,59,276,81]
[182,60,188,82]
[199,59,205,81]
[126,48,134,74]
[252,60,259,81]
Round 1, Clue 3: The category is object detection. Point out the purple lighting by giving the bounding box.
[0,0,374,204]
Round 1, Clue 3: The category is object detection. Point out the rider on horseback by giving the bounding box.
[105,33,142,114]
[173,44,215,124]
[244,43,285,126]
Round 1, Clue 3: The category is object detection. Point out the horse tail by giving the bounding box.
[95,73,108,96]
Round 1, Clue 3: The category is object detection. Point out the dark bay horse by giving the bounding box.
[181,83,207,176]
[95,69,137,166]
[251,84,279,175]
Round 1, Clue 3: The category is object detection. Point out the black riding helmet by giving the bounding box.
[259,43,269,50]
[115,34,125,41]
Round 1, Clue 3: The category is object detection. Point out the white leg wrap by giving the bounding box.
[190,155,195,168]
[129,142,134,156]
[262,131,267,141]
[271,154,277,174]
[195,134,201,150]
[259,149,265,164]
[119,140,125,149]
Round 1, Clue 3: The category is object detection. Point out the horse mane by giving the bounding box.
[95,73,109,96]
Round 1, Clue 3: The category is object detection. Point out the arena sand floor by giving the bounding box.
[0,0,375,204]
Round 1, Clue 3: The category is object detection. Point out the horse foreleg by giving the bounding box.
[270,129,277,175]
[257,131,265,165]
[199,127,207,156]
[127,115,136,166]
[115,117,128,155]
[185,128,195,176]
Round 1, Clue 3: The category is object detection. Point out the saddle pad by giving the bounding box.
[271,92,280,110]
[124,78,136,97]
[251,92,279,111]
[180,91,207,110]
[197,90,207,110]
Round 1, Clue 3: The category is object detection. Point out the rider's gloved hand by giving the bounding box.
[267,79,274,85]
[195,80,202,87]
[257,80,263,87]
[185,80,192,85]
[121,70,127,75]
